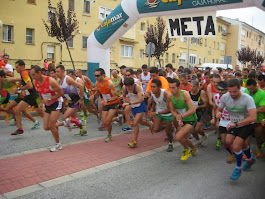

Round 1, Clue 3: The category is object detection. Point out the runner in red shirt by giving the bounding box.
[31,65,64,152]
[179,73,191,91]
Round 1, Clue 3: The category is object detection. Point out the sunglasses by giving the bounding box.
[126,74,131,77]
[218,88,227,91]
[94,75,101,77]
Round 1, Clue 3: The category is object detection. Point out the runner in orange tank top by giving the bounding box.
[89,68,120,142]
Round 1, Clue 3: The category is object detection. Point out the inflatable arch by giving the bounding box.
[87,0,265,81]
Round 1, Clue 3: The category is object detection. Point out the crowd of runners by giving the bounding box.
[1,53,265,180]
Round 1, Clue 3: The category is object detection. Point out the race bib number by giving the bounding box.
[177,108,186,114]
[64,94,72,101]
[41,93,52,100]
[102,94,111,100]
[193,101,199,106]
[230,115,244,123]
[25,90,30,96]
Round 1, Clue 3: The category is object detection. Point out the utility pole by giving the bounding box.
[187,37,190,68]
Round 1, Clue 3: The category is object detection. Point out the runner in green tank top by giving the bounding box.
[168,78,198,161]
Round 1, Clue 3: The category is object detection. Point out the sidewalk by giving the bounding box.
[0,129,169,195]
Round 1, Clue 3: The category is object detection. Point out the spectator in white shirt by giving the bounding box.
[3,54,13,77]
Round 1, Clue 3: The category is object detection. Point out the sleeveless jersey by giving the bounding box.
[59,75,79,101]
[125,84,141,108]
[141,72,150,93]
[180,83,191,91]
[113,77,121,95]
[35,76,58,106]
[167,72,176,79]
[215,93,230,127]
[20,70,38,98]
[151,89,171,116]
[96,78,120,105]
[172,90,197,122]
[1,79,23,99]
[211,83,219,99]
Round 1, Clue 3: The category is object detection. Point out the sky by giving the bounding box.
[217,7,265,33]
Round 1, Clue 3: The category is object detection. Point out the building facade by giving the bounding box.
[1,0,264,74]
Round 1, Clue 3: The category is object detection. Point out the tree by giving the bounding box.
[144,17,173,67]
[236,46,252,65]
[251,49,265,67]
[43,0,79,70]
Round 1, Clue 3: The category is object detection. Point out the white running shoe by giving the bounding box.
[201,134,208,146]
[50,143,62,152]
[64,118,72,131]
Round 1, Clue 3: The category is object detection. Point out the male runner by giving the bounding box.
[211,81,235,164]
[122,77,151,147]
[90,68,119,142]
[166,63,178,79]
[12,60,43,135]
[189,80,208,146]
[148,79,174,152]
[245,79,265,158]
[179,74,191,91]
[216,79,257,180]
[31,65,64,152]
[55,65,86,135]
[139,64,150,94]
[168,78,198,160]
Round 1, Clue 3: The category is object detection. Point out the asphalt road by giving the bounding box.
[14,134,265,199]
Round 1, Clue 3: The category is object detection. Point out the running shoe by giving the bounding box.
[201,134,208,146]
[50,143,62,152]
[227,154,236,164]
[256,149,263,158]
[9,119,17,126]
[189,148,198,156]
[98,126,108,131]
[64,118,72,131]
[128,140,137,148]
[243,158,256,171]
[75,130,88,136]
[105,134,112,142]
[31,120,40,130]
[166,143,173,152]
[180,149,190,161]
[112,121,119,125]
[230,168,241,180]
[10,129,24,136]
[118,114,123,126]
[261,142,265,148]
[216,138,222,149]
[75,131,82,136]
[203,123,210,130]
[122,126,132,131]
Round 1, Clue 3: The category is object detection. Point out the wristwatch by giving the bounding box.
[234,122,238,127]
[129,102,131,105]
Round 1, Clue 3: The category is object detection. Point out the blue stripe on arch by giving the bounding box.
[87,62,99,84]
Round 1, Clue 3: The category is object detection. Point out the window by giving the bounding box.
[208,47,211,55]
[199,57,202,65]
[172,53,175,63]
[191,37,198,45]
[140,22,145,31]
[181,37,187,43]
[27,0,36,4]
[99,6,113,20]
[83,0,90,14]
[189,55,197,65]
[48,7,55,21]
[204,39,207,47]
[242,29,246,37]
[26,28,34,44]
[82,36,88,48]
[121,45,133,58]
[179,53,186,63]
[212,59,215,63]
[69,0,75,12]
[221,42,225,51]
[139,49,144,59]
[203,57,206,63]
[47,46,55,60]
[218,26,222,33]
[216,59,218,63]
[66,36,74,48]
[165,53,168,63]
[2,25,13,42]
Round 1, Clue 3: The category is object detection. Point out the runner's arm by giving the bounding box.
[50,78,64,100]
[84,76,93,90]
[122,85,126,103]
[199,90,208,109]
[108,80,118,102]
[66,77,84,98]
[237,108,257,126]
[207,84,215,107]
[115,78,122,87]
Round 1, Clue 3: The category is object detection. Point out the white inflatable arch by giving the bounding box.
[87,0,265,81]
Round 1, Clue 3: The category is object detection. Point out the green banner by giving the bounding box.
[94,4,129,45]
[137,0,243,14]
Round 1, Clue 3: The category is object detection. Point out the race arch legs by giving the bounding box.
[87,0,265,81]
